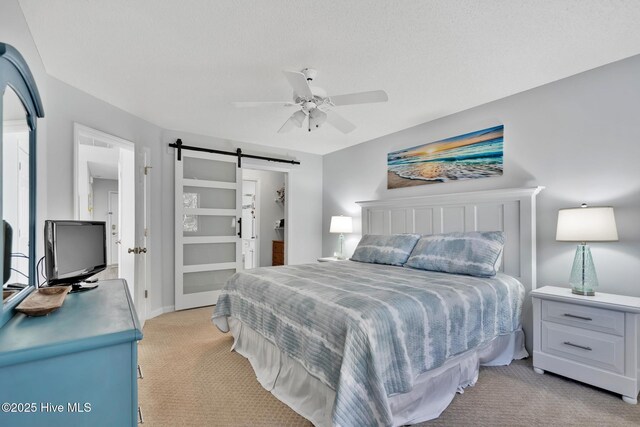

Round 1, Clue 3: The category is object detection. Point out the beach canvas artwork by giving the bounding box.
[387,125,504,189]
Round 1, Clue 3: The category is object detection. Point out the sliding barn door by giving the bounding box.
[175,151,242,310]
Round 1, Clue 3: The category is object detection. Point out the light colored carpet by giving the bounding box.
[139,307,640,426]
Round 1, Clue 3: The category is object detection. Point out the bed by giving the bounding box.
[213,187,543,426]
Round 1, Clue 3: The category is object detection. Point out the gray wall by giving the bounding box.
[243,169,285,267]
[324,54,640,302]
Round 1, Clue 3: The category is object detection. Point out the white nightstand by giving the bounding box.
[317,257,345,262]
[531,286,640,404]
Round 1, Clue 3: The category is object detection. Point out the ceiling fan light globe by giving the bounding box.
[309,108,327,124]
[309,108,327,130]
[292,110,307,127]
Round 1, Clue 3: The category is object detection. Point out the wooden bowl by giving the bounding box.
[15,286,72,316]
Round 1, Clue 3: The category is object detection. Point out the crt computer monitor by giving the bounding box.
[44,220,107,286]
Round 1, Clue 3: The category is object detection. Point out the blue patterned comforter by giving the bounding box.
[213,261,525,427]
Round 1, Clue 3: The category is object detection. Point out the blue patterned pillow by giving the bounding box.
[404,231,505,277]
[350,234,420,266]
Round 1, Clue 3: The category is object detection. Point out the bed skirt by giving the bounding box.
[217,316,527,426]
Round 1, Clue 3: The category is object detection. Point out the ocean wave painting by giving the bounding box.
[387,125,504,189]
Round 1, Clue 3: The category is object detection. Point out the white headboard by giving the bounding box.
[356,187,544,292]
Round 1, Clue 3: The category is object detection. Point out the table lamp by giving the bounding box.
[556,204,618,296]
[330,216,352,260]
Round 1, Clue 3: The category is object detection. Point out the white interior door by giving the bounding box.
[135,149,151,325]
[175,151,242,310]
[119,147,136,299]
[107,191,119,265]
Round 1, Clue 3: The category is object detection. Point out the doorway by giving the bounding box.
[242,169,286,268]
[73,124,149,322]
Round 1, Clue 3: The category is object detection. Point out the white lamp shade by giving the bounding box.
[556,206,618,242]
[330,216,353,234]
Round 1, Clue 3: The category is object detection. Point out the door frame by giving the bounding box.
[241,160,290,266]
[73,123,140,304]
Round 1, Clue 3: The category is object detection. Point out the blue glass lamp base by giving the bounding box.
[336,234,346,260]
[569,244,598,296]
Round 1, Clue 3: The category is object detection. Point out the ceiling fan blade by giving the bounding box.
[278,110,307,133]
[325,110,356,134]
[283,70,313,99]
[232,101,298,108]
[330,90,388,106]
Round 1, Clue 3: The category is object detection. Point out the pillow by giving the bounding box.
[350,234,420,266]
[404,231,505,277]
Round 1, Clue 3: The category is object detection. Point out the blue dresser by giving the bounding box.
[0,279,143,426]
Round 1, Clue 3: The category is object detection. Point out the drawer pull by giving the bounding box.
[563,313,592,321]
[563,341,592,351]
[138,364,144,379]
[138,406,144,424]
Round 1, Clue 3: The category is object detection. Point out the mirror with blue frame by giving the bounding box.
[2,86,30,303]
[1,42,45,327]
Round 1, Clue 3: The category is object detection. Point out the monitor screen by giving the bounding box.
[45,220,106,285]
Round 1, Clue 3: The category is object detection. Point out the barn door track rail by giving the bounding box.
[169,139,301,168]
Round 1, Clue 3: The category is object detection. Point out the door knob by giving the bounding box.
[127,247,147,254]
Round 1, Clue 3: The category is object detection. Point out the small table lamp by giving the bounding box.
[556,204,618,296]
[330,216,352,260]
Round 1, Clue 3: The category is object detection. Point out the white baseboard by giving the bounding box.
[147,305,175,320]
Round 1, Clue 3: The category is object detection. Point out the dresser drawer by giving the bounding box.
[542,300,624,336]
[272,253,284,266]
[541,321,624,373]
[272,240,284,266]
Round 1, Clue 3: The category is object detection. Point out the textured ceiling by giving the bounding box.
[19,0,640,155]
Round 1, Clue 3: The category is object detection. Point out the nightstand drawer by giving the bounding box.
[541,322,624,373]
[542,300,624,336]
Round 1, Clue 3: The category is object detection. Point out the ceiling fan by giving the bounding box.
[232,68,388,134]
